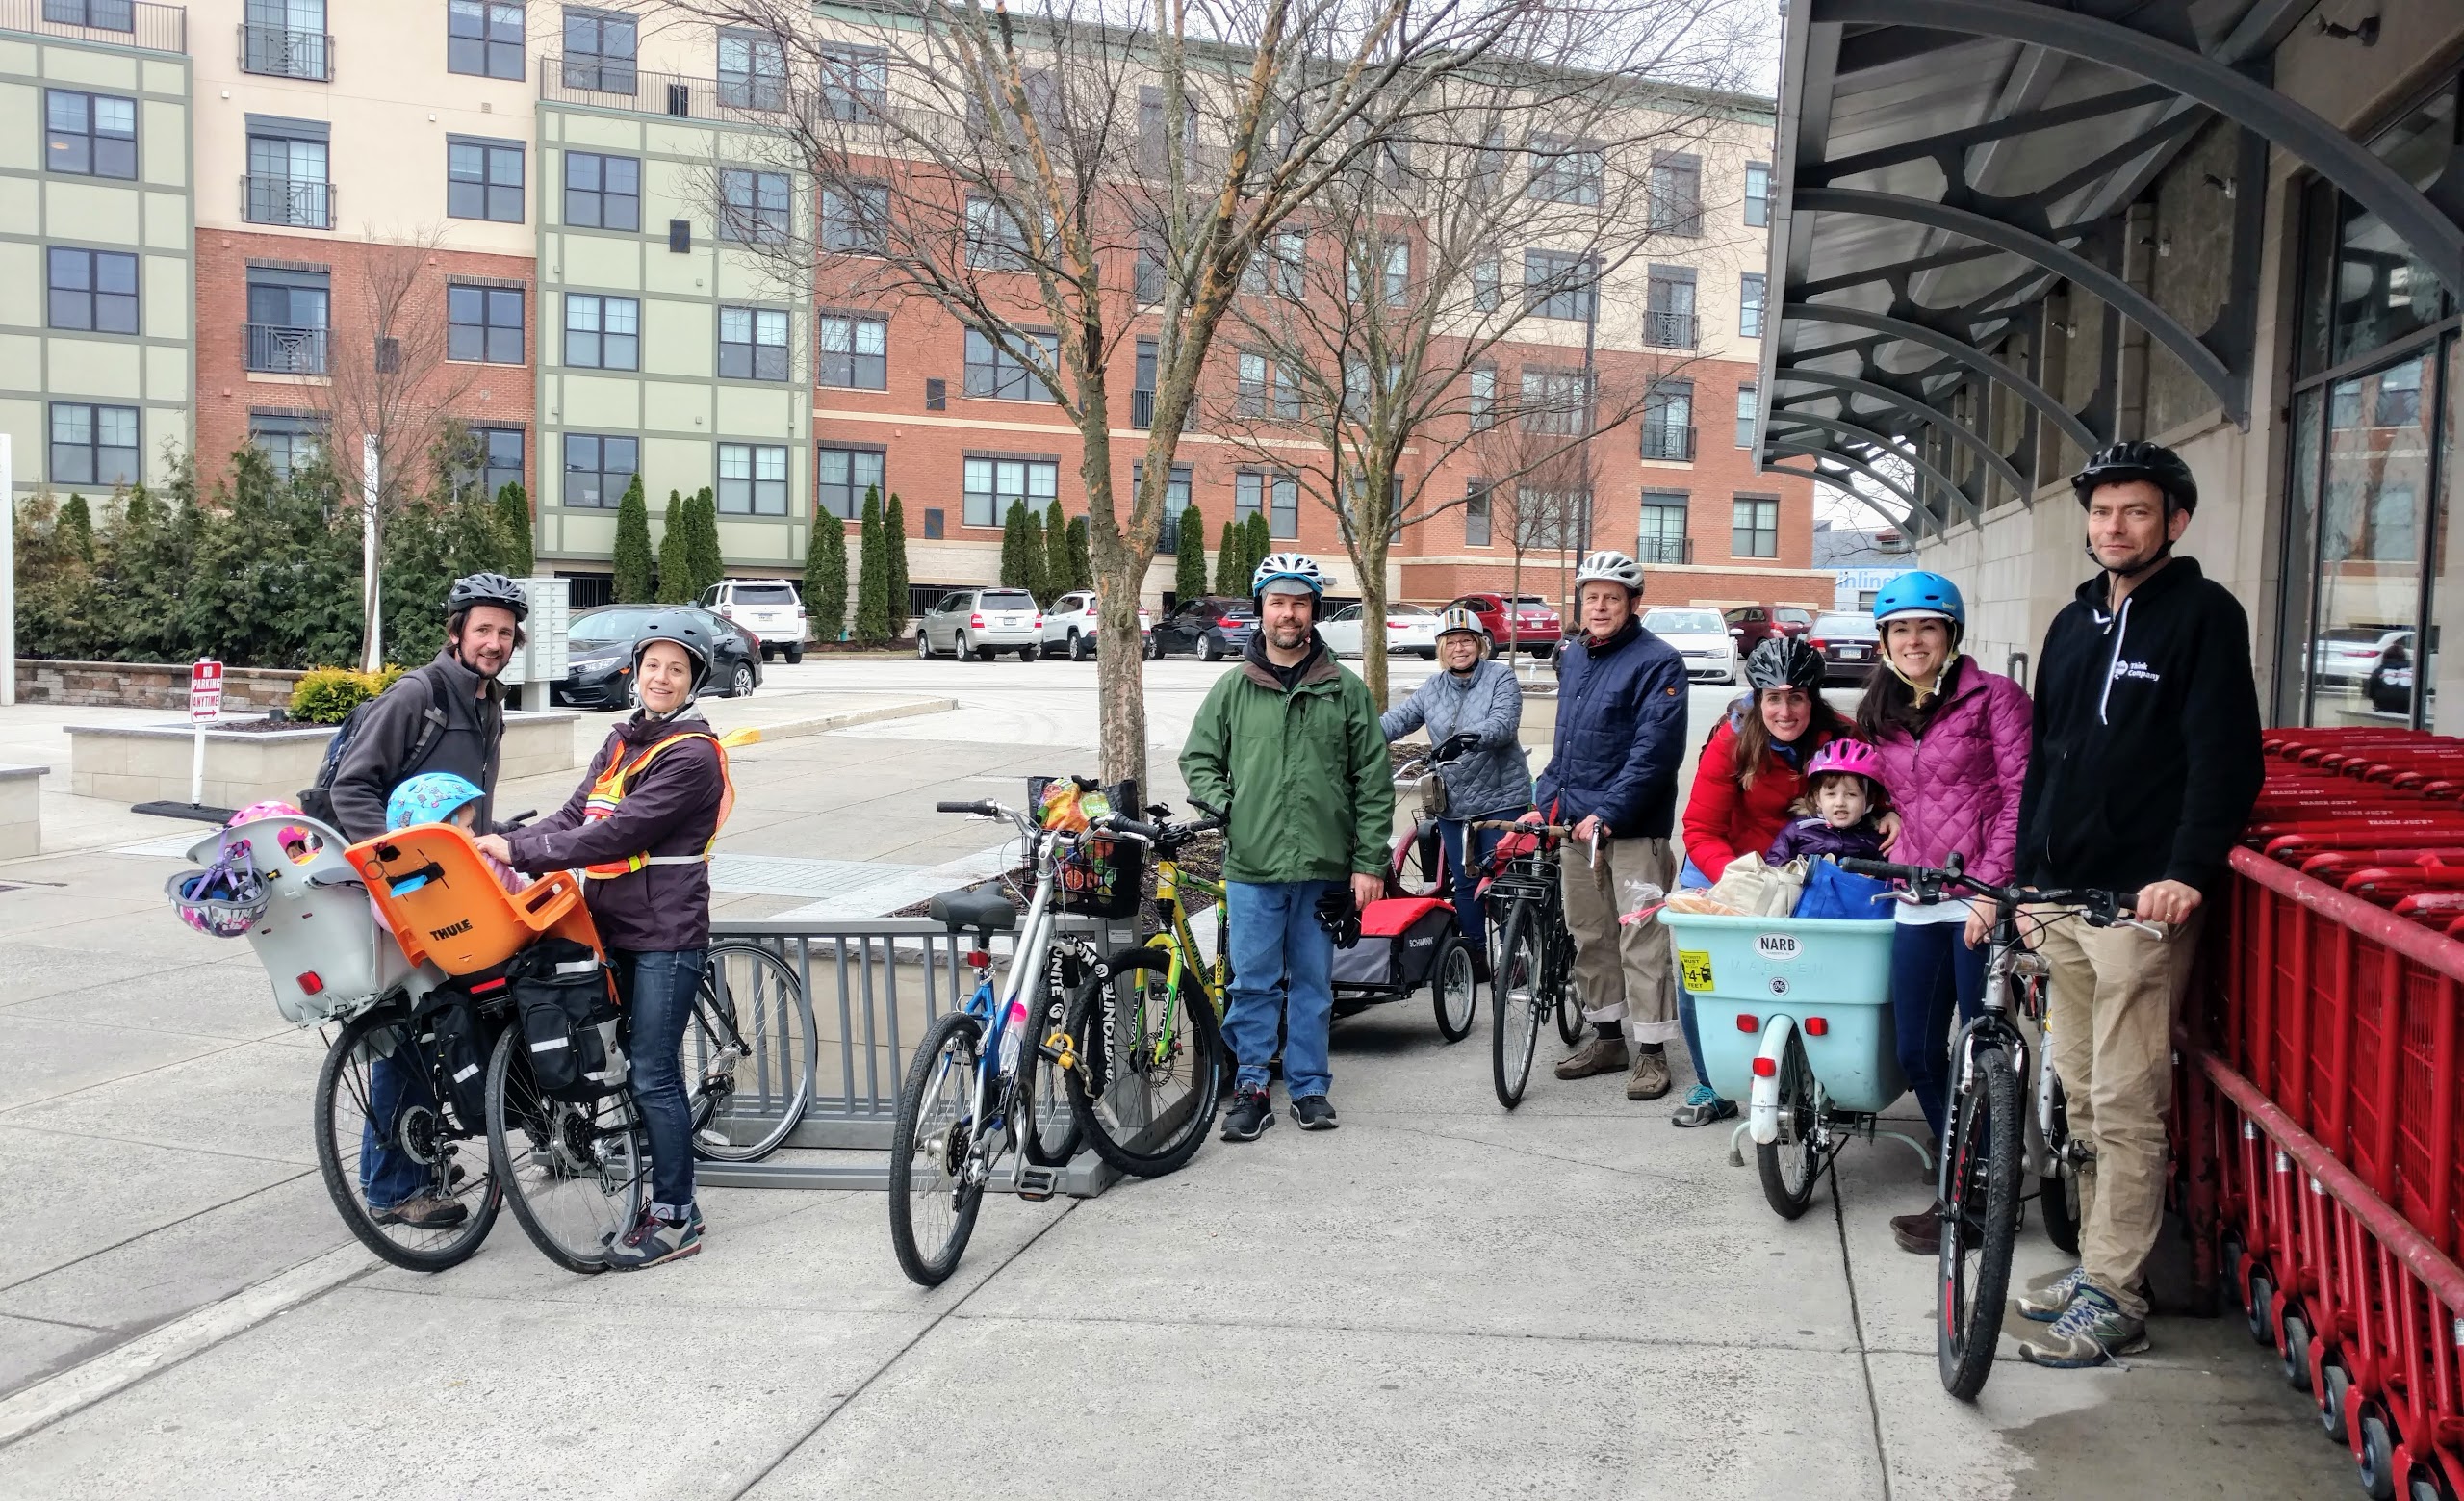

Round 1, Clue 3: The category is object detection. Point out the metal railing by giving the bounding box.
[1635,534,1691,565]
[1131,387,1154,429]
[238,21,326,78]
[243,173,332,229]
[542,55,794,127]
[1644,310,1698,349]
[1639,421,1696,461]
[244,323,326,375]
[4,0,184,53]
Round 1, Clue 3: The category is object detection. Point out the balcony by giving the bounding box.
[239,22,329,79]
[245,323,327,376]
[1644,310,1698,349]
[1639,422,1696,461]
[5,0,185,52]
[244,174,332,228]
[1636,534,1692,566]
[1131,388,1154,429]
[545,56,800,127]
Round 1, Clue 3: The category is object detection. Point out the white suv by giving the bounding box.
[1040,590,1152,660]
[700,579,808,663]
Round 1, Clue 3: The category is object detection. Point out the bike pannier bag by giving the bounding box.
[508,937,624,1101]
[412,982,499,1133]
[1330,896,1452,988]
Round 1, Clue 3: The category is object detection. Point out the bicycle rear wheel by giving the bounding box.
[1938,1045,2022,1400]
[313,1003,500,1273]
[485,1029,647,1274]
[1756,1030,1821,1220]
[1063,948,1224,1178]
[888,1009,988,1287]
[687,942,816,1163]
[2039,1074,2081,1255]
[1491,905,1547,1109]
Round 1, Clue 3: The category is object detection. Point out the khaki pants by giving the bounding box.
[1559,836,1679,1046]
[2034,906,2204,1321]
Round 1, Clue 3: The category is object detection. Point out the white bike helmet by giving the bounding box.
[1435,606,1487,640]
[1574,550,1642,594]
[1251,552,1326,598]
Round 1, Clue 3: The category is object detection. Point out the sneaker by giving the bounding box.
[1290,1095,1339,1130]
[1890,1202,1942,1255]
[2018,1266,2092,1322]
[1626,1048,1672,1100]
[1221,1085,1274,1142]
[1554,1035,1630,1080]
[605,1204,704,1271]
[1671,1083,1738,1126]
[2017,1284,2149,1367]
[374,1194,468,1230]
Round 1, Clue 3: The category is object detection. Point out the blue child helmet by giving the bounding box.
[1872,570,1965,629]
[387,772,486,831]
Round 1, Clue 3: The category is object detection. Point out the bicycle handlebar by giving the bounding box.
[1091,812,1162,841]
[1837,854,2139,923]
[936,799,1004,818]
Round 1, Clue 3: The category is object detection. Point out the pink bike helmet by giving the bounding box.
[1804,738,1890,804]
[230,799,319,862]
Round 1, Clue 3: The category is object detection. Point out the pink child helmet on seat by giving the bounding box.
[229,799,320,863]
[1804,738,1891,805]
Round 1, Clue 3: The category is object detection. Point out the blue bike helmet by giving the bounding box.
[387,771,487,831]
[1872,571,1965,630]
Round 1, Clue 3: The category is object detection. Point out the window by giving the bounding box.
[561,8,637,93]
[1645,267,1697,348]
[1524,249,1597,322]
[448,1,522,80]
[1236,472,1299,537]
[1527,137,1603,205]
[1245,228,1305,298]
[46,91,135,179]
[565,152,639,230]
[1641,380,1693,459]
[1139,461,1194,552]
[820,47,888,121]
[251,412,322,480]
[1471,255,1500,313]
[1744,162,1771,227]
[1465,479,1492,546]
[718,29,786,111]
[1348,241,1408,305]
[46,247,137,334]
[1732,496,1778,558]
[43,1,134,30]
[817,314,887,389]
[448,285,524,364]
[1136,84,1197,174]
[244,126,327,226]
[448,137,524,222]
[562,432,637,507]
[1639,493,1688,564]
[963,328,1051,401]
[716,443,789,514]
[965,196,1033,270]
[564,294,638,370]
[820,183,887,254]
[49,402,137,488]
[244,0,329,80]
[246,266,329,374]
[1734,384,1758,448]
[816,445,885,519]
[962,456,1057,528]
[718,306,790,381]
[720,168,790,243]
[1468,364,1496,431]
[1738,272,1765,339]
[1521,368,1591,435]
[1134,236,1167,305]
[1649,153,1703,236]
[466,426,525,499]
[2374,361,2424,427]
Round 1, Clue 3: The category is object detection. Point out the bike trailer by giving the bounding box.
[196,814,441,1025]
[1656,910,1902,1112]
[1331,896,1453,991]
[348,824,600,977]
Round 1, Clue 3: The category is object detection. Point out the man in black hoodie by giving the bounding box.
[2011,441,2262,1368]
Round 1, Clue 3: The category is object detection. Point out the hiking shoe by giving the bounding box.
[1291,1095,1339,1130]
[1890,1202,1942,1255]
[1554,1035,1630,1080]
[375,1194,468,1230]
[1221,1085,1274,1142]
[606,1204,703,1271]
[2018,1284,2148,1367]
[2018,1266,2092,1322]
[1671,1083,1737,1126]
[1627,1048,1672,1100]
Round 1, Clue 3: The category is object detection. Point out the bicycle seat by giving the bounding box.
[927,889,1016,934]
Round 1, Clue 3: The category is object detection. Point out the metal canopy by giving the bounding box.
[1756,0,2464,534]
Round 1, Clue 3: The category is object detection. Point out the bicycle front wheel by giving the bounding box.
[1063,947,1225,1178]
[1756,1030,1821,1219]
[688,942,816,1163]
[1938,1045,2022,1400]
[1491,905,1547,1110]
[313,1003,500,1273]
[485,1029,648,1274]
[888,1009,988,1287]
[2039,1073,2082,1255]
[1022,972,1084,1168]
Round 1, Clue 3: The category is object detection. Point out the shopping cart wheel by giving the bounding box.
[2356,1405,2396,1501]
[2278,1308,2313,1392]
[2319,1359,2352,1443]
[2407,1469,2451,1501]
[2220,1233,2246,1306]
[2245,1267,2275,1344]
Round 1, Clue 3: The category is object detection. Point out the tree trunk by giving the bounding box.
[1091,526,1150,797]
[1351,456,1397,712]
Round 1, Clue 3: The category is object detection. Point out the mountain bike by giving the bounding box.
[1839,854,2144,1401]
[1474,819,1585,1109]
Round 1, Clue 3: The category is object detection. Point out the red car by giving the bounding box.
[1448,592,1562,657]
[1724,605,1815,654]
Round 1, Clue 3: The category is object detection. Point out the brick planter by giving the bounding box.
[17,660,307,714]
[67,712,579,810]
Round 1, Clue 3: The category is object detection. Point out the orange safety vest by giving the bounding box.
[580,732,737,880]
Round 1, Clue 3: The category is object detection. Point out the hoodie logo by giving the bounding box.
[2109,659,2161,686]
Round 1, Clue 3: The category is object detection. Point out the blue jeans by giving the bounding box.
[1224,879,1338,1100]
[1439,814,1518,963]
[360,1048,434,1210]
[614,946,706,1218]
[1890,920,1988,1142]
[1673,857,1725,1099]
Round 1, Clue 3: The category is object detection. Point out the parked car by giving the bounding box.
[2365,632,2417,715]
[1724,604,1814,653]
[1642,607,1739,685]
[918,587,1042,661]
[1319,601,1440,660]
[1449,592,1562,657]
[1040,590,1152,660]
[554,605,763,710]
[1808,611,1882,684]
[699,578,808,664]
[2312,627,2412,690]
[1150,596,1257,660]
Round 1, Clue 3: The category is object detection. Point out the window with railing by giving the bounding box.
[1641,380,1693,459]
[46,0,133,31]
[1645,267,1697,348]
[560,8,637,93]
[1139,461,1193,552]
[242,0,328,80]
[245,266,328,375]
[244,130,328,226]
[819,47,887,121]
[447,0,521,79]
[1639,494,1689,564]
[716,28,785,111]
[1133,339,1157,428]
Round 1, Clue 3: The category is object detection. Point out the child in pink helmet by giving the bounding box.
[1764,738,1890,866]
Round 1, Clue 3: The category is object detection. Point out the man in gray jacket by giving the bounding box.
[1381,607,1531,977]
[323,573,526,842]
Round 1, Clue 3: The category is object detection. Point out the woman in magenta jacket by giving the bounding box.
[1859,572,2032,1256]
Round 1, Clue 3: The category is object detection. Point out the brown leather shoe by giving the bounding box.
[1626,1049,1672,1100]
[1890,1203,1942,1255]
[1554,1035,1630,1080]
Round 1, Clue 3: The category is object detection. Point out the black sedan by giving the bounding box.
[1809,612,1881,684]
[553,605,763,710]
[1148,597,1259,660]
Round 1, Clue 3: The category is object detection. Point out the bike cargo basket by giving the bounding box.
[1028,775,1145,919]
[1656,909,1900,1111]
[1331,896,1452,988]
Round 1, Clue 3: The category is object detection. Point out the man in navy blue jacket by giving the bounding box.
[1534,551,1689,1099]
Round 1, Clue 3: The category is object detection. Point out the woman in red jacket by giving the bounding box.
[1672,637,1845,1126]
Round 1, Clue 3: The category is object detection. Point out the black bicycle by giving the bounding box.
[1475,820,1585,1109]
[313,995,504,1273]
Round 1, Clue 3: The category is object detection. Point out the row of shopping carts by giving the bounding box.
[2182,726,2464,1501]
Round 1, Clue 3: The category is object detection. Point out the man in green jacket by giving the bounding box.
[1182,552,1395,1141]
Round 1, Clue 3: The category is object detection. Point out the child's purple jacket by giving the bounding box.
[1765,816,1886,866]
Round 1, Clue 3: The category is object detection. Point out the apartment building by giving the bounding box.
[1,1,1820,619]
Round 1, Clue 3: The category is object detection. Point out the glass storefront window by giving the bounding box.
[2330,80,2456,368]
[2306,351,2436,725]
[2273,390,2323,724]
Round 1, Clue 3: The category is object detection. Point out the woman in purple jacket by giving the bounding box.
[1856,572,2032,1255]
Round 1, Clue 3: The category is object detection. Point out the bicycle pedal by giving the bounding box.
[1014,1165,1059,1202]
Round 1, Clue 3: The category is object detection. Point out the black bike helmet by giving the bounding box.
[2069,441,2196,513]
[629,608,717,694]
[446,571,529,622]
[1744,635,1825,694]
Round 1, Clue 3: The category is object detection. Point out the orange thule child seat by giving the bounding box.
[348,824,603,975]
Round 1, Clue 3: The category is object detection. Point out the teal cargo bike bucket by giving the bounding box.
[1656,910,1904,1113]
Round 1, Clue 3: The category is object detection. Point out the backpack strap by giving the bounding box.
[401,668,455,778]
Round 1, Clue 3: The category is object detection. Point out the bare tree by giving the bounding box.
[1476,416,1601,657]
[668,0,1587,788]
